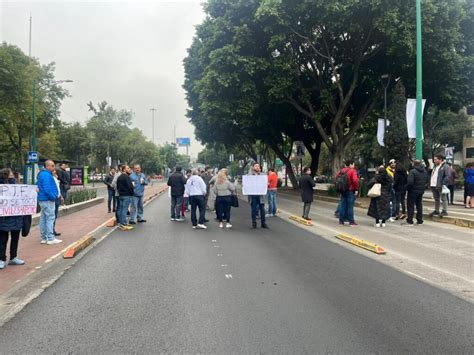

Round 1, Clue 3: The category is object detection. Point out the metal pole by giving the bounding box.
[150,108,156,144]
[29,15,32,57]
[415,0,423,160]
[31,82,37,184]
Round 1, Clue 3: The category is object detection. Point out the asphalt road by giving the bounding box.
[0,195,473,353]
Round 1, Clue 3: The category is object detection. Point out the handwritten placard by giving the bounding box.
[242,175,268,195]
[0,184,38,216]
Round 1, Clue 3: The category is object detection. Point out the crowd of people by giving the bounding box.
[0,155,473,270]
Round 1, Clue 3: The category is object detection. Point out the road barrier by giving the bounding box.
[289,215,313,226]
[335,233,385,254]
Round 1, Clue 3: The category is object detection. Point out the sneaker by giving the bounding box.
[197,224,207,229]
[219,222,224,228]
[170,218,176,221]
[46,239,63,245]
[9,258,25,265]
[439,211,448,217]
[175,218,185,222]
[0,260,5,269]
[416,221,423,225]
[349,222,358,227]
[265,214,273,217]
[54,232,61,236]
[339,221,345,226]
[40,240,47,244]
[388,217,395,223]
[192,226,197,229]
[118,224,127,230]
[226,223,232,228]
[129,221,136,225]
[381,223,386,228]
[138,219,147,223]
[375,223,381,228]
[405,222,414,227]
[125,225,134,230]
[429,211,439,217]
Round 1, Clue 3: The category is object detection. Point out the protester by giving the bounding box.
[0,168,26,269]
[393,162,408,220]
[267,168,278,217]
[186,169,208,229]
[111,165,124,223]
[385,159,397,222]
[248,163,268,229]
[129,164,148,224]
[447,163,456,205]
[299,167,316,221]
[406,160,429,225]
[336,160,359,226]
[52,170,63,237]
[38,160,63,244]
[116,165,134,230]
[201,166,212,210]
[464,163,474,208]
[182,169,192,217]
[367,166,393,227]
[429,153,450,217]
[104,167,117,213]
[167,166,187,221]
[213,168,236,228]
[56,162,71,202]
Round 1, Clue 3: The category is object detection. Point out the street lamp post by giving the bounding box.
[415,0,423,160]
[150,107,157,144]
[31,79,73,184]
[381,74,390,165]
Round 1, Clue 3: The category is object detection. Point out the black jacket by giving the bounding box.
[407,165,429,194]
[367,173,393,220]
[117,173,134,196]
[299,174,316,203]
[393,170,408,193]
[104,174,115,191]
[0,177,24,232]
[167,172,187,197]
[57,168,71,190]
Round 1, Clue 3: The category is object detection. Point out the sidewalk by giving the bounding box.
[0,183,168,294]
[273,189,474,302]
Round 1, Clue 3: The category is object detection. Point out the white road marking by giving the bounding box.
[225,274,233,279]
[212,240,217,242]
[221,264,227,267]
[217,254,223,257]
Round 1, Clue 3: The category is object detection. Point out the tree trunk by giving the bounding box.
[331,146,344,177]
[270,143,299,189]
[305,140,322,177]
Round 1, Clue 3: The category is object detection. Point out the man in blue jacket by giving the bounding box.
[129,164,148,224]
[37,160,63,245]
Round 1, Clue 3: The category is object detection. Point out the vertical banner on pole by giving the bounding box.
[406,99,426,139]
[377,119,390,146]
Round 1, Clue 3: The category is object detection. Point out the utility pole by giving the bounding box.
[381,74,390,165]
[150,108,157,144]
[415,0,423,160]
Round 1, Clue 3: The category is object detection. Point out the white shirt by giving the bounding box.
[430,165,440,187]
[186,175,207,196]
[53,176,61,198]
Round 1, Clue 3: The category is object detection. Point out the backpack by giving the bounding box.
[335,169,349,193]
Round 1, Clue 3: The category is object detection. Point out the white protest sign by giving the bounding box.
[242,175,268,196]
[0,184,38,216]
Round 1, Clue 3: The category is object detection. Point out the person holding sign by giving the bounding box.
[243,163,268,229]
[0,169,27,269]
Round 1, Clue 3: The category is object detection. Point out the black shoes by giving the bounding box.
[129,221,136,225]
[261,224,269,229]
[439,211,448,217]
[138,219,147,223]
[54,232,61,236]
[252,223,257,229]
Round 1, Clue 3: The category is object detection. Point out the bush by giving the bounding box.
[66,188,97,205]
[327,184,339,197]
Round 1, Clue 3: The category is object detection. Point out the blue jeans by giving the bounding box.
[39,200,56,241]
[339,191,356,224]
[171,195,183,219]
[251,196,266,225]
[267,190,277,215]
[118,196,132,225]
[130,195,144,222]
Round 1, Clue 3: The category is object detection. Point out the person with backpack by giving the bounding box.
[335,160,359,226]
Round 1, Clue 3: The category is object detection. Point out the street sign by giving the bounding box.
[176,137,191,146]
[229,154,234,162]
[28,151,39,163]
[295,141,305,158]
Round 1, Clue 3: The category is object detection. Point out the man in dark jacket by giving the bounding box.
[299,167,316,220]
[429,153,450,217]
[406,160,429,225]
[116,165,134,230]
[167,167,187,221]
[56,162,71,202]
[103,167,116,213]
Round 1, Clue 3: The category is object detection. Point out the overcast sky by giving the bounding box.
[0,0,206,157]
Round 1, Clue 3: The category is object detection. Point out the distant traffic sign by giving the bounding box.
[176,137,191,146]
[28,151,39,163]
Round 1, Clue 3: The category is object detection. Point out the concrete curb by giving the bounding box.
[335,233,386,254]
[31,197,105,226]
[63,235,96,258]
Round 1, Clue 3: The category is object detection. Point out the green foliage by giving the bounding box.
[65,188,97,205]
